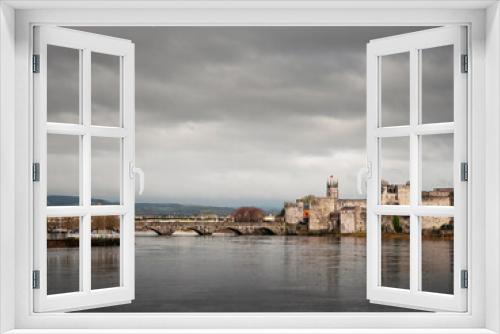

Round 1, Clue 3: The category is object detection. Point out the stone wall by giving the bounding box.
[284,201,303,225]
[397,185,410,206]
[422,188,453,206]
[381,183,410,205]
[355,206,366,232]
[421,216,453,230]
[338,199,366,210]
[340,207,356,233]
[309,197,336,232]
[340,205,366,233]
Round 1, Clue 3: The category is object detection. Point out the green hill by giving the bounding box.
[47,195,235,216]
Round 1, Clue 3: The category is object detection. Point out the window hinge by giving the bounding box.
[32,54,40,73]
[32,270,40,289]
[461,269,468,289]
[461,54,468,73]
[461,162,468,182]
[32,162,40,182]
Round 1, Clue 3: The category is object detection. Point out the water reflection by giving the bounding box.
[45,236,453,312]
[47,248,79,295]
[91,247,120,290]
[422,239,454,294]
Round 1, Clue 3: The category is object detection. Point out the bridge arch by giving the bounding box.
[146,227,163,235]
[187,227,205,235]
[213,227,243,236]
[172,227,205,236]
[253,227,276,235]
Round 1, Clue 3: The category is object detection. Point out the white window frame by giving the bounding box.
[366,26,468,312]
[32,26,136,312]
[0,1,499,333]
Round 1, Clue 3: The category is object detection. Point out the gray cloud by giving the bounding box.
[47,26,452,208]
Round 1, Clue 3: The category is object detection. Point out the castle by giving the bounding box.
[379,180,454,233]
[284,175,454,234]
[284,175,366,234]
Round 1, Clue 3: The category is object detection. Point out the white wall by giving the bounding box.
[485,2,500,333]
[0,2,16,333]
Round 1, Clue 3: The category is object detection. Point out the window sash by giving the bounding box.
[366,26,468,312]
[32,26,136,312]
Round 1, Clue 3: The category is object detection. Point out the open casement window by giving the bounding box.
[366,26,467,312]
[33,26,137,312]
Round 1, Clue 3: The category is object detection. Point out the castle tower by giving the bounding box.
[326,175,338,199]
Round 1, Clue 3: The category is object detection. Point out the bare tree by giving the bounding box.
[231,207,265,223]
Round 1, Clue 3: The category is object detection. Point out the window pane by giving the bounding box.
[380,215,410,289]
[421,216,454,294]
[47,45,80,124]
[421,45,454,124]
[47,134,80,206]
[421,134,454,206]
[92,52,121,127]
[380,52,410,127]
[380,137,410,205]
[91,215,120,290]
[47,216,80,294]
[91,137,121,204]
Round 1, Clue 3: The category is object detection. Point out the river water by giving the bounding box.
[47,235,453,312]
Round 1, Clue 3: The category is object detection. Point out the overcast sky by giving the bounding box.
[47,26,454,208]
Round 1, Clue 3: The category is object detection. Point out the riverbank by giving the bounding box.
[47,231,453,248]
[288,231,452,240]
[48,238,120,248]
[381,231,454,241]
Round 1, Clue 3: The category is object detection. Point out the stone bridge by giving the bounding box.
[135,218,287,236]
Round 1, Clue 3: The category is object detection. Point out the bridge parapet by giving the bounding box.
[135,218,286,236]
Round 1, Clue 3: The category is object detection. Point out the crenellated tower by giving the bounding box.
[326,175,338,199]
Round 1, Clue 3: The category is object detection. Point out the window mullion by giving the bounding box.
[409,48,420,294]
[81,48,92,294]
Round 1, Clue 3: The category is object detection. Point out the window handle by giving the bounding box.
[357,162,372,195]
[129,162,145,195]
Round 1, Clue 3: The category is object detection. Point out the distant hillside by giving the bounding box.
[47,195,113,206]
[135,203,235,216]
[47,195,235,216]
